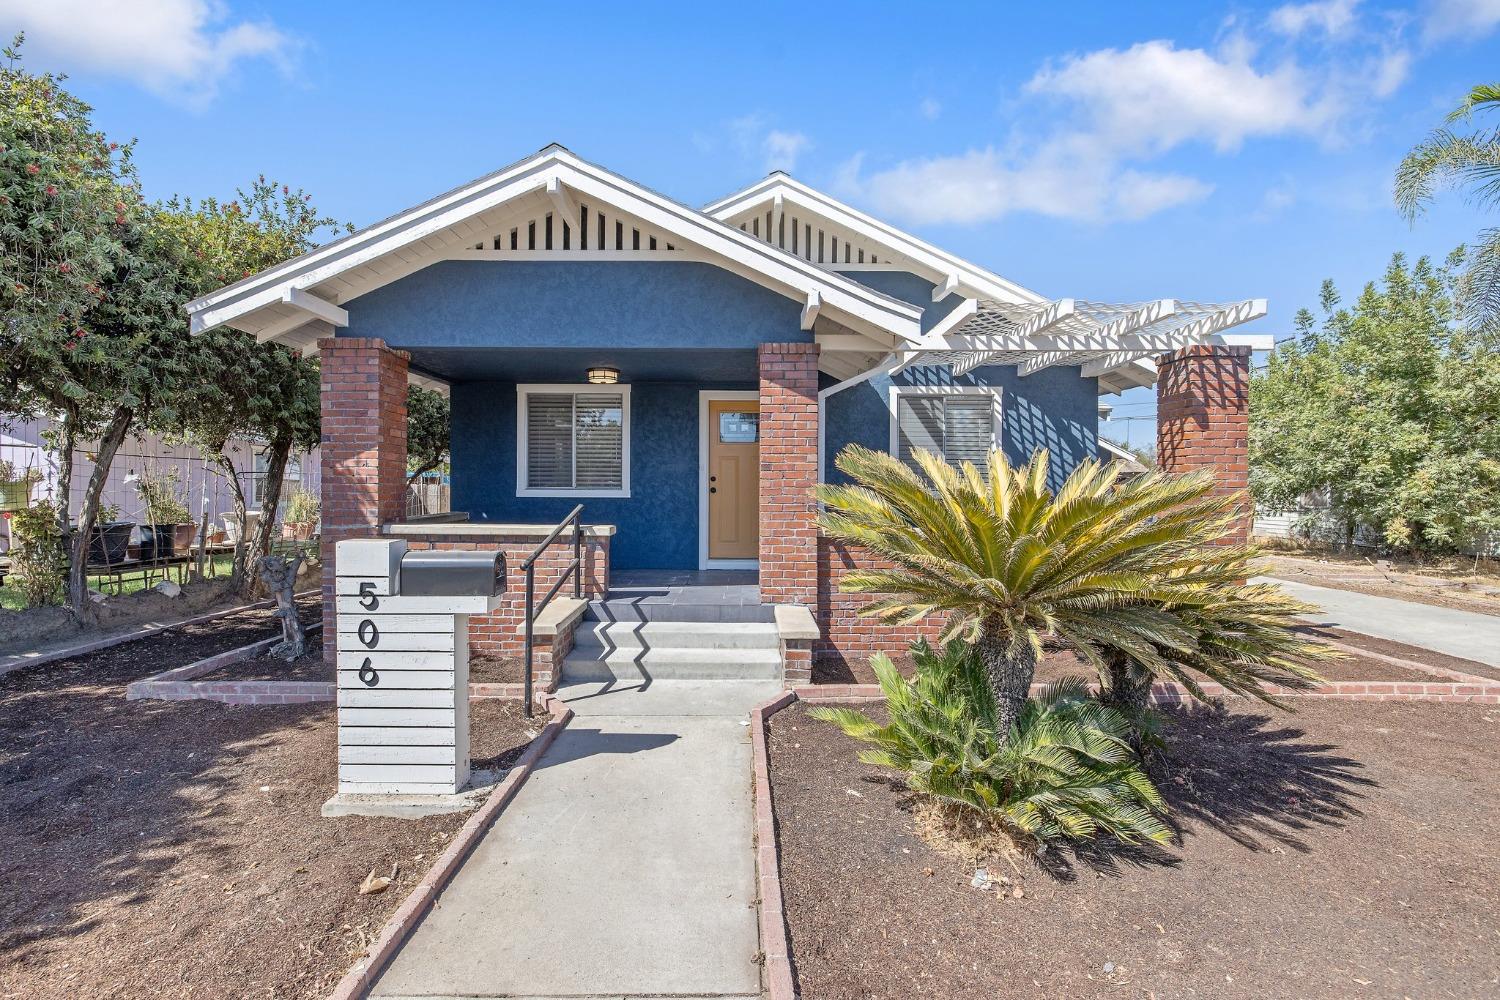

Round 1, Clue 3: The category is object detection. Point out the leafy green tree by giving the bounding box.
[406,385,450,485]
[816,446,1243,736]
[157,177,343,590]
[1395,83,1500,332]
[811,643,1169,850]
[1250,254,1500,554]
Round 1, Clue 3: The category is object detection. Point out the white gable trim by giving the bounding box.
[186,147,922,345]
[705,174,1046,307]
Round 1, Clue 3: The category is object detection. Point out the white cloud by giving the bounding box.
[0,0,293,106]
[919,97,942,120]
[1268,0,1361,38]
[842,39,1338,225]
[728,115,810,173]
[1025,39,1339,154]
[763,130,810,172]
[1370,48,1411,97]
[1422,0,1500,40]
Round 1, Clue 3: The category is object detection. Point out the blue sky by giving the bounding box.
[4,0,1497,446]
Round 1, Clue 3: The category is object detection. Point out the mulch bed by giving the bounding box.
[470,654,525,684]
[200,651,527,685]
[1263,552,1500,617]
[0,607,541,1000]
[769,698,1500,1000]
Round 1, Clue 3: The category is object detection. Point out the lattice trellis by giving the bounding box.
[911,298,1266,376]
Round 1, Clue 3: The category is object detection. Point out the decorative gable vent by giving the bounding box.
[730,209,892,267]
[465,201,680,254]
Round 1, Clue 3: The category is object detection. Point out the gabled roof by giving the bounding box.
[704,172,1046,307]
[185,145,924,351]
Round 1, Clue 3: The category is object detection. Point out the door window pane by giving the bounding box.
[718,411,759,443]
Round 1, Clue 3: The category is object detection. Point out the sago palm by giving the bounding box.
[817,445,1242,736]
[1395,82,1500,331]
[810,642,1170,849]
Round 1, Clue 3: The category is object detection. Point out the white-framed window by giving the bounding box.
[251,451,302,507]
[516,384,631,497]
[888,385,1001,468]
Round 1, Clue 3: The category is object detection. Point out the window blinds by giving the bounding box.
[525,391,624,490]
[896,393,995,467]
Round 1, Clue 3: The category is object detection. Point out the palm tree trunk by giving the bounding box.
[1099,651,1154,719]
[977,621,1037,739]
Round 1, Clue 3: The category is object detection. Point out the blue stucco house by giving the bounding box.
[186,145,1268,664]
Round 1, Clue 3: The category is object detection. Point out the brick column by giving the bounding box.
[1157,345,1250,545]
[318,337,410,661]
[758,342,820,606]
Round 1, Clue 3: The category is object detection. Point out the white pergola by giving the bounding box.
[902,297,1271,390]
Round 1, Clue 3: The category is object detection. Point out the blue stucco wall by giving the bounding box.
[450,380,755,571]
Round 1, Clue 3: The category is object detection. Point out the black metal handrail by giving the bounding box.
[520,504,584,717]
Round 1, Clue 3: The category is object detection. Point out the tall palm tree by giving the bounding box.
[1395,82,1500,332]
[817,446,1244,736]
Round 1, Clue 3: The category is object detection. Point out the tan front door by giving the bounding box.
[707,399,760,561]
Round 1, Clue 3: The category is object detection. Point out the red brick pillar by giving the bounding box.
[318,337,410,661]
[1157,345,1251,545]
[758,342,820,606]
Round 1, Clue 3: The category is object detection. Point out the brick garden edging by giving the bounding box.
[326,694,573,1000]
[0,588,319,680]
[125,623,329,705]
[796,677,1500,705]
[751,689,799,1000]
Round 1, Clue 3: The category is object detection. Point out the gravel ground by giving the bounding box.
[769,698,1500,1000]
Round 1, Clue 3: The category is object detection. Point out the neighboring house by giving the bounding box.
[0,417,320,552]
[185,145,1268,673]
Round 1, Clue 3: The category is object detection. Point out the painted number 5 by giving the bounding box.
[358,581,379,610]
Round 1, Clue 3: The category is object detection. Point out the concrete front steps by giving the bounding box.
[563,618,783,683]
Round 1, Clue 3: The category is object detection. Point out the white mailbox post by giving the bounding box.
[331,538,502,806]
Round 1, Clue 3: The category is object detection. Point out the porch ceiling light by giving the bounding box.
[586,366,620,385]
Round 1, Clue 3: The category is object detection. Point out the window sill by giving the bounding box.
[516,488,631,499]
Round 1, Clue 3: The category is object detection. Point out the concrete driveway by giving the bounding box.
[370,679,779,1000]
[1264,576,1500,667]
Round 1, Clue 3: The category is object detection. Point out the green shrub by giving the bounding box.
[134,469,190,524]
[8,500,69,606]
[810,640,1169,851]
[285,486,320,526]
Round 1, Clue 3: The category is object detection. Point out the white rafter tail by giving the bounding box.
[933,272,961,302]
[1081,351,1155,378]
[800,289,822,331]
[1175,298,1268,342]
[282,287,348,328]
[1020,299,1177,377]
[954,298,1076,375]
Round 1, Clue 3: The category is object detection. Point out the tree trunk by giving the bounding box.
[53,404,79,537]
[215,452,251,590]
[1098,651,1154,718]
[67,407,133,622]
[242,434,292,598]
[977,621,1037,739]
[257,552,305,659]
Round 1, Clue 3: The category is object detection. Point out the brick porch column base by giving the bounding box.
[318,337,410,662]
[1156,345,1250,545]
[758,342,820,607]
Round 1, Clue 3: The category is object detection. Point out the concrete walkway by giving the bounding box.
[370,679,780,1000]
[1265,576,1500,667]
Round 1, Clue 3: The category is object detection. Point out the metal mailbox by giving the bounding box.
[397,549,505,597]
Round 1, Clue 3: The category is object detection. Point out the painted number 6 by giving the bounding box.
[358,657,379,687]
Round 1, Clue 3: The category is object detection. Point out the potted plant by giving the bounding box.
[133,469,194,561]
[281,487,320,540]
[0,460,43,513]
[83,502,134,565]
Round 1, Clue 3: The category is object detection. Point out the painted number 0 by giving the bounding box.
[358,657,379,687]
[358,619,379,648]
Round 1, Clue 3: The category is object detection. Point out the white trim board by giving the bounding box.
[515,383,632,499]
[698,390,761,571]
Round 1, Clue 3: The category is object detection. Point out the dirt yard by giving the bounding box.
[0,606,540,1000]
[1263,550,1500,616]
[769,698,1500,1000]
